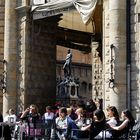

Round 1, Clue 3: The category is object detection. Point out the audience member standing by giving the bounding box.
[4,108,17,123]
[86,99,97,118]
[43,106,54,123]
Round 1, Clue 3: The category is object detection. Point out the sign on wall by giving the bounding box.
[32,0,46,5]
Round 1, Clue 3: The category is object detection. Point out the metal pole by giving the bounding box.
[127,64,131,110]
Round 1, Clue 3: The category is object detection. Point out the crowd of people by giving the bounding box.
[0,99,139,140]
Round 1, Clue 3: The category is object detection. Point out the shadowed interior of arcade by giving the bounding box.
[0,0,103,115]
[1,0,140,121]
[25,2,102,113]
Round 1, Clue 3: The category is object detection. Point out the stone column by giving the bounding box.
[3,0,17,116]
[0,0,5,112]
[105,0,126,111]
[15,0,31,113]
[91,42,103,103]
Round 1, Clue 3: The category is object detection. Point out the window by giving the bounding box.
[81,81,87,93]
[71,86,75,96]
[89,83,92,92]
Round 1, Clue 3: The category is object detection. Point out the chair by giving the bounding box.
[94,130,110,140]
[134,128,140,140]
[16,121,53,140]
[0,122,12,140]
[70,129,90,140]
[129,120,140,140]
[109,126,132,140]
[33,123,49,139]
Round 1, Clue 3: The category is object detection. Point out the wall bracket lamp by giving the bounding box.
[0,59,6,93]
[109,44,115,88]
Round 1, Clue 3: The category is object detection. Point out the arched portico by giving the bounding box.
[2,0,129,116]
[2,0,103,115]
[103,0,127,112]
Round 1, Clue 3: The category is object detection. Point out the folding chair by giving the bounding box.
[129,120,140,140]
[70,129,90,140]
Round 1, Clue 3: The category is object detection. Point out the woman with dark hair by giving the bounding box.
[110,109,135,139]
[20,104,41,124]
[106,106,120,126]
[81,109,106,140]
[20,104,41,139]
[123,109,135,127]
[96,106,120,138]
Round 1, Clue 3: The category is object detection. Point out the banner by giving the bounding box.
[32,0,98,25]
[73,0,98,25]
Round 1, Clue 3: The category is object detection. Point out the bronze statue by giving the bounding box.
[63,49,72,77]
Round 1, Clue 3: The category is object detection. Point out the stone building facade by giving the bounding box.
[102,0,140,118]
[0,0,140,119]
[0,0,4,113]
[129,0,140,118]
[103,0,127,112]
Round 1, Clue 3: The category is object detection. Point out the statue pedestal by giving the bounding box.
[57,77,79,105]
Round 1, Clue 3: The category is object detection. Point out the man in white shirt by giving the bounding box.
[43,106,54,123]
[4,109,17,123]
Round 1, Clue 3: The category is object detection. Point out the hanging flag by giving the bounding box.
[73,0,98,25]
[31,0,98,25]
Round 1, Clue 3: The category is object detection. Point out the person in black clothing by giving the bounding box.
[86,99,97,118]
[20,104,40,122]
[81,109,106,140]
[20,104,41,140]
[0,113,3,122]
[0,112,11,140]
[0,113,3,138]
[135,128,140,140]
[77,100,86,110]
